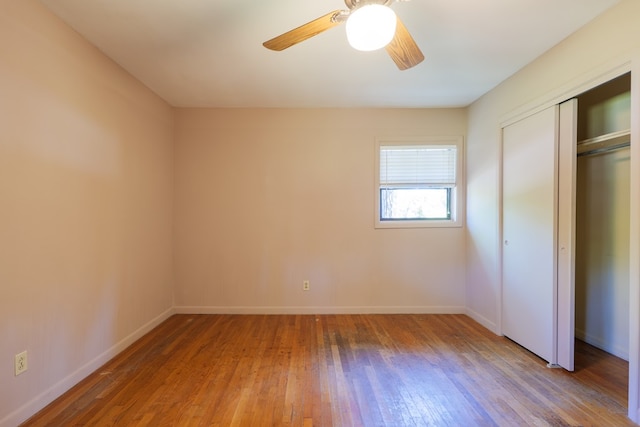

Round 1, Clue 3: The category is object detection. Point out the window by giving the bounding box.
[375,137,463,228]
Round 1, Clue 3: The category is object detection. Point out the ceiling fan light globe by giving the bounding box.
[346,4,397,52]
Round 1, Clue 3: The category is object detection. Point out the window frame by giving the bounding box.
[374,136,464,229]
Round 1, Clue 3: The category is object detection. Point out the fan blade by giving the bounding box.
[385,17,424,70]
[263,10,344,51]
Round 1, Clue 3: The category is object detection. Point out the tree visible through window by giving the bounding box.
[380,188,450,220]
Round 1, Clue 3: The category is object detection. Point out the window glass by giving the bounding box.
[380,188,450,220]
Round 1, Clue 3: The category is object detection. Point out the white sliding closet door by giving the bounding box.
[557,99,577,371]
[502,105,558,364]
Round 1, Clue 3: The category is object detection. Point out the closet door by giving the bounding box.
[502,105,558,363]
[557,99,577,371]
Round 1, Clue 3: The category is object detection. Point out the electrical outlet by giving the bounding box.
[15,351,27,376]
[303,280,310,291]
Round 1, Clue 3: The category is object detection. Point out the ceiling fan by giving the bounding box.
[263,0,424,71]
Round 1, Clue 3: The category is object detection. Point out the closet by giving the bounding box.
[501,72,631,370]
[575,73,631,360]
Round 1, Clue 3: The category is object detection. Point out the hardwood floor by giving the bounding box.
[23,314,633,426]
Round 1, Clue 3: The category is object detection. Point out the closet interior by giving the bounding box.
[574,72,631,360]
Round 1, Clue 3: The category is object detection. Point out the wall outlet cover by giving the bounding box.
[15,351,28,376]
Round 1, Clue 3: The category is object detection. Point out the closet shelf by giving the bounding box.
[577,129,630,156]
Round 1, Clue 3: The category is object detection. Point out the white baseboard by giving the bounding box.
[465,308,497,334]
[0,307,175,427]
[174,305,467,315]
[575,328,629,361]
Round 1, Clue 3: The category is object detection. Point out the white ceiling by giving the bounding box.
[39,0,621,108]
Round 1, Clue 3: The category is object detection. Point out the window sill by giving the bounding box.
[374,219,463,229]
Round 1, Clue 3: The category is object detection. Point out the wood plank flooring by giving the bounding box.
[23,314,633,426]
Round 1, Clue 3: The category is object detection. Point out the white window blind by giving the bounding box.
[379,145,457,187]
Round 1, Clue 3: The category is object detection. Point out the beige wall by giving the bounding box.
[0,1,174,425]
[465,0,640,331]
[173,108,467,312]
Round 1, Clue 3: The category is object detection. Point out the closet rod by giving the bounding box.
[577,129,630,157]
[578,141,629,157]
